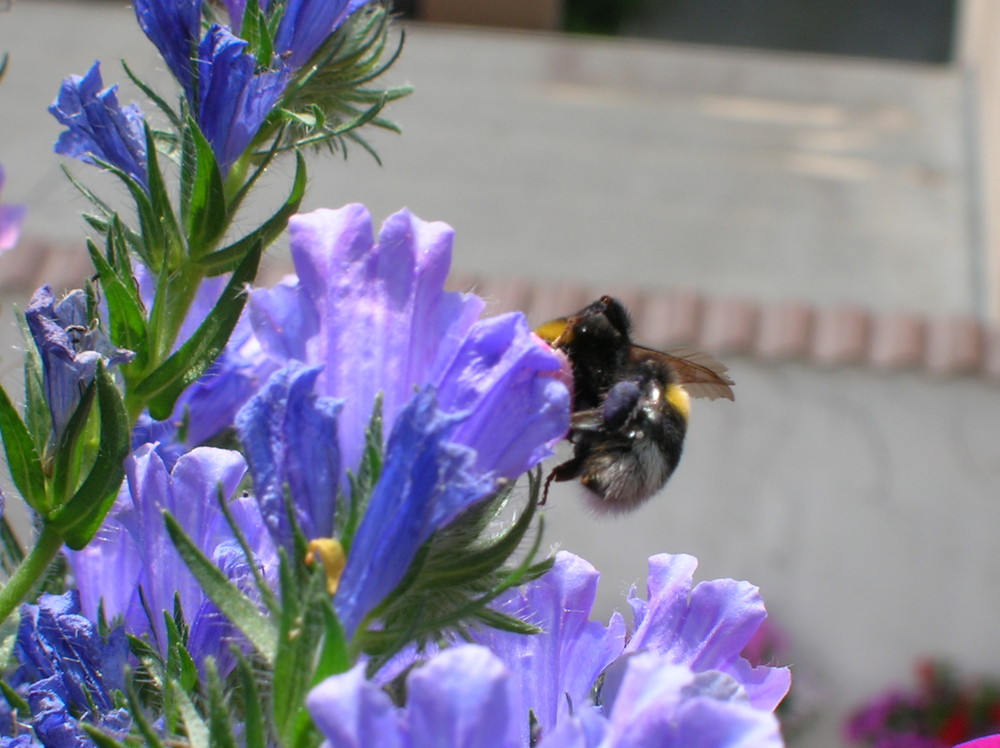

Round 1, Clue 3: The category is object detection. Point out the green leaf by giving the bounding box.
[142,122,184,270]
[122,60,182,130]
[61,164,117,220]
[48,365,130,549]
[205,659,239,748]
[134,241,262,420]
[125,675,168,748]
[216,486,280,615]
[164,611,199,693]
[181,119,228,256]
[163,512,277,662]
[50,376,97,507]
[17,310,51,456]
[0,515,24,577]
[197,151,306,277]
[80,724,129,748]
[313,600,350,683]
[272,563,328,746]
[0,382,46,512]
[88,239,149,366]
[235,652,268,748]
[170,681,210,748]
[0,678,28,713]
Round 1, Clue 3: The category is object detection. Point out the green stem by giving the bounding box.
[0,524,63,622]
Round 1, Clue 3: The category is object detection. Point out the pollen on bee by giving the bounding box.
[305,537,347,595]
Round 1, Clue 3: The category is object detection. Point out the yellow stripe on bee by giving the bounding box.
[535,318,572,345]
[665,384,691,422]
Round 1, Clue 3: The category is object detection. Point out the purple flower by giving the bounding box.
[132,0,202,97]
[308,645,522,748]
[471,551,790,742]
[623,554,792,711]
[65,445,279,672]
[0,165,26,253]
[133,0,289,174]
[225,0,371,67]
[25,286,134,451]
[272,0,370,67]
[5,592,130,746]
[235,362,341,546]
[333,387,497,635]
[237,204,570,635]
[195,26,290,174]
[246,204,570,485]
[307,644,783,748]
[539,653,784,748]
[471,551,627,743]
[48,62,148,188]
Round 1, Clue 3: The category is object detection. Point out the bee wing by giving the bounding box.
[632,345,735,401]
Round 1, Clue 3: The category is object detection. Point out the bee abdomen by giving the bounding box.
[580,438,677,513]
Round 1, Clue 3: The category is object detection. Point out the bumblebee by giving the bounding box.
[536,295,734,513]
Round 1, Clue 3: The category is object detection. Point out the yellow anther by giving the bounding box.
[305,538,347,595]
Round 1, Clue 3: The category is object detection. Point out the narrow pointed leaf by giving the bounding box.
[134,242,262,419]
[236,653,267,748]
[122,60,182,130]
[79,725,129,748]
[0,383,46,511]
[205,660,239,748]
[198,152,305,276]
[182,120,228,256]
[88,239,148,364]
[273,561,328,745]
[50,376,97,507]
[163,512,277,663]
[170,681,210,748]
[17,310,51,456]
[49,365,130,548]
[142,123,184,269]
[61,164,116,219]
[125,677,168,748]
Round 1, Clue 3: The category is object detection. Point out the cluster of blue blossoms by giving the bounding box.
[0,2,791,746]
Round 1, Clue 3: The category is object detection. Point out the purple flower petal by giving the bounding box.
[66,445,278,670]
[406,646,521,747]
[250,204,570,487]
[132,0,202,98]
[273,0,357,67]
[593,653,784,748]
[235,362,342,549]
[224,0,249,31]
[437,313,571,478]
[475,551,626,744]
[49,62,148,188]
[307,661,406,748]
[624,554,791,711]
[196,26,290,174]
[308,646,521,748]
[335,388,495,636]
[25,286,134,450]
[11,592,131,745]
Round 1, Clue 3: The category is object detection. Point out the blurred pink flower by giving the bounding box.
[0,164,26,252]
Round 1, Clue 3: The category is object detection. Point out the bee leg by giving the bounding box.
[541,455,585,505]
